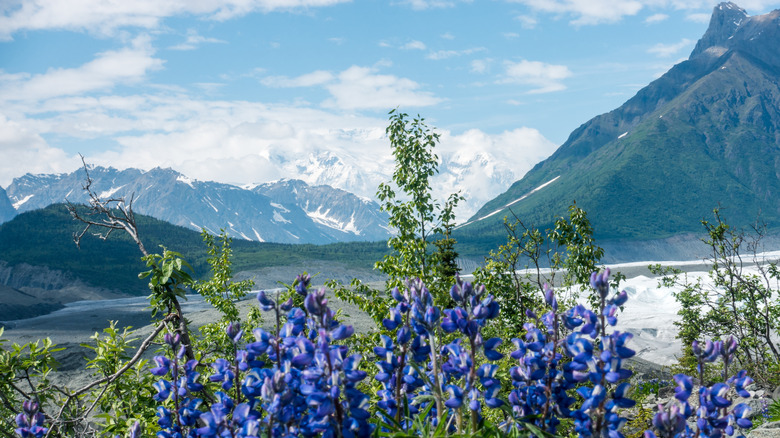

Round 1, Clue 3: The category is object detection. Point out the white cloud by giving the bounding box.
[324,66,441,110]
[647,38,693,57]
[401,40,427,50]
[437,127,557,220]
[261,70,335,87]
[440,32,455,40]
[258,65,440,110]
[398,0,470,10]
[0,0,352,39]
[0,79,556,218]
[686,12,711,23]
[470,59,492,74]
[505,0,780,26]
[426,47,486,60]
[169,29,226,50]
[499,59,572,93]
[0,35,162,102]
[93,104,555,220]
[644,13,668,23]
[0,115,79,187]
[510,0,643,25]
[514,15,537,29]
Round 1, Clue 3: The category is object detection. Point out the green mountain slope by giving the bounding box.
[459,4,780,250]
[0,204,387,294]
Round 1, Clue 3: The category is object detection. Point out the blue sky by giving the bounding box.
[2,0,780,219]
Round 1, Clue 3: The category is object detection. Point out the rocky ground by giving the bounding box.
[625,381,780,437]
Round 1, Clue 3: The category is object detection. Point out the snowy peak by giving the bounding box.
[3,168,391,244]
[690,2,748,59]
[252,179,391,241]
[690,3,780,70]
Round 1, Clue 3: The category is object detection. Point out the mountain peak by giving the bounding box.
[690,2,748,58]
[464,0,780,256]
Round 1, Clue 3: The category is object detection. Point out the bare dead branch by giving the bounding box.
[43,314,176,438]
[66,155,148,257]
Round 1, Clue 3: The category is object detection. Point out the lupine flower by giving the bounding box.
[227,321,243,343]
[647,338,754,438]
[209,358,235,390]
[151,356,171,376]
[139,269,761,438]
[14,400,48,438]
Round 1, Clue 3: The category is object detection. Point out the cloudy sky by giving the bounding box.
[3,0,780,219]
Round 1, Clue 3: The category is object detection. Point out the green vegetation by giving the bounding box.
[0,203,388,294]
[330,111,464,330]
[376,110,463,300]
[474,203,620,339]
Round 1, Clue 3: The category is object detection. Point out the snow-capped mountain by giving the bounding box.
[263,134,555,223]
[251,179,390,242]
[3,167,391,244]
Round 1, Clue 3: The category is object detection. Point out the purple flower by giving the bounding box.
[14,400,48,438]
[544,284,558,311]
[129,421,141,438]
[673,374,693,401]
[295,273,311,296]
[226,321,242,343]
[382,307,402,330]
[444,384,465,409]
[331,324,354,341]
[150,356,171,376]
[589,268,611,299]
[483,337,504,361]
[208,358,235,391]
[163,333,180,348]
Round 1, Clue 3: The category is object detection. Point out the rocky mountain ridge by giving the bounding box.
[3,166,391,245]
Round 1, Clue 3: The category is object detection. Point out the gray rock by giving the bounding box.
[772,386,780,401]
[747,421,780,438]
[658,385,675,399]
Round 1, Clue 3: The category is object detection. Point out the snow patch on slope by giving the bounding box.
[12,194,34,209]
[98,185,125,199]
[462,176,561,226]
[177,175,196,188]
[305,205,361,235]
[273,210,290,224]
[271,202,289,213]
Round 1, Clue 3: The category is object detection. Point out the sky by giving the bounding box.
[3,0,780,220]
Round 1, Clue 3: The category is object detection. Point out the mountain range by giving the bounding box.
[460,2,780,253]
[4,2,780,260]
[2,166,391,245]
